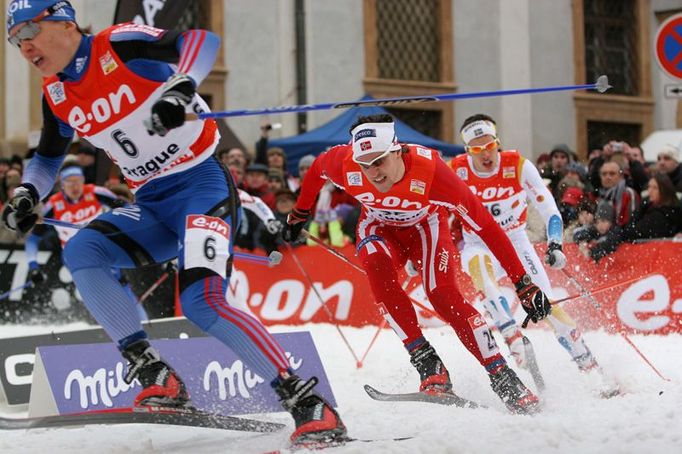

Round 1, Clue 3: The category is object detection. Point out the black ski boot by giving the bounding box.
[122,339,190,407]
[489,365,540,414]
[409,341,453,395]
[274,374,347,446]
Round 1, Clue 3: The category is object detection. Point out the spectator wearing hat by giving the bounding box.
[598,160,640,228]
[267,167,287,194]
[540,144,573,198]
[655,143,682,192]
[295,154,316,197]
[244,163,276,209]
[574,200,622,262]
[564,198,596,243]
[622,172,682,242]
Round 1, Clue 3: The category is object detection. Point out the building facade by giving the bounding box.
[1,0,681,160]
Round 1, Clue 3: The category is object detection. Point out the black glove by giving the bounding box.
[2,184,39,234]
[282,207,310,242]
[544,242,567,269]
[145,73,195,136]
[515,274,552,328]
[27,262,46,285]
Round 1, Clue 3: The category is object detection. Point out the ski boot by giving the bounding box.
[409,341,453,395]
[575,351,621,399]
[122,339,190,407]
[489,365,540,414]
[274,373,347,446]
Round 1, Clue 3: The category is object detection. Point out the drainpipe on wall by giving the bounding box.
[295,0,307,133]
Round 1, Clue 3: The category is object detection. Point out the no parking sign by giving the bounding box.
[655,13,682,80]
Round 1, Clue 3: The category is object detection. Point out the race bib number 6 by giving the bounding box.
[184,215,231,279]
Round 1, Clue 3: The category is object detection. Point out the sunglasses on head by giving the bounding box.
[7,1,72,48]
[465,138,499,154]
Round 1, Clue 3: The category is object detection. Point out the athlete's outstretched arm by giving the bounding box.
[294,145,348,211]
[430,158,527,283]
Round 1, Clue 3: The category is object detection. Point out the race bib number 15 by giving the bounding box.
[184,215,231,279]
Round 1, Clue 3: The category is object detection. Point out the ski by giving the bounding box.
[0,406,285,433]
[363,384,482,408]
[522,336,546,392]
[265,435,414,453]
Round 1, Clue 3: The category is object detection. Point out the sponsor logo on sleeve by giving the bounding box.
[47,82,66,105]
[410,179,426,195]
[346,171,362,186]
[416,147,432,159]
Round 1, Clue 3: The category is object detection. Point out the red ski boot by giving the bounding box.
[409,341,453,395]
[489,365,540,414]
[122,339,190,407]
[274,374,347,447]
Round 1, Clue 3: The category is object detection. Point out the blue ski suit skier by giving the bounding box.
[3,1,345,445]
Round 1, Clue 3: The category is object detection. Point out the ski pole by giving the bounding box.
[552,273,649,305]
[42,217,282,265]
[561,268,671,382]
[301,229,445,321]
[285,242,362,365]
[0,281,33,301]
[357,274,413,368]
[189,76,611,120]
[137,271,170,306]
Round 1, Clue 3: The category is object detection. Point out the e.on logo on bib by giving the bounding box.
[188,215,230,239]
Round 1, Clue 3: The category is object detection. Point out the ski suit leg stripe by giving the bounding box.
[210,277,290,368]
[204,277,289,371]
[416,214,438,292]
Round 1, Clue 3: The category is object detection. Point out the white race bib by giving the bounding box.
[184,215,231,279]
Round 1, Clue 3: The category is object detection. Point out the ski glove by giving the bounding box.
[515,274,552,328]
[283,207,310,242]
[27,261,46,285]
[266,218,284,235]
[146,73,195,136]
[2,184,39,234]
[544,242,567,269]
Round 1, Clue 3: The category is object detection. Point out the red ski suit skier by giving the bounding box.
[294,143,528,372]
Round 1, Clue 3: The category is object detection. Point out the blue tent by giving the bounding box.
[268,96,465,175]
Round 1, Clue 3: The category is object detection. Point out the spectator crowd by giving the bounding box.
[2,128,681,266]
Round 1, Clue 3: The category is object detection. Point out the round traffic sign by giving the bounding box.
[655,13,682,80]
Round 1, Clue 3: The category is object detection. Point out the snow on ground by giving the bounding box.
[1,322,680,454]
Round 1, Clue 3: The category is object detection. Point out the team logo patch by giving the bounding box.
[353,128,376,141]
[503,166,516,178]
[347,171,362,186]
[47,82,66,105]
[360,141,372,151]
[99,51,118,75]
[456,167,468,180]
[55,201,64,211]
[416,147,432,159]
[410,179,426,195]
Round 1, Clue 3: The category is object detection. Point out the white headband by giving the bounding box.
[461,120,497,144]
[351,122,401,164]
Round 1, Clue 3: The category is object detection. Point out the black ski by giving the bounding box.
[0,406,285,433]
[363,384,482,408]
[269,436,414,453]
[522,336,546,392]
